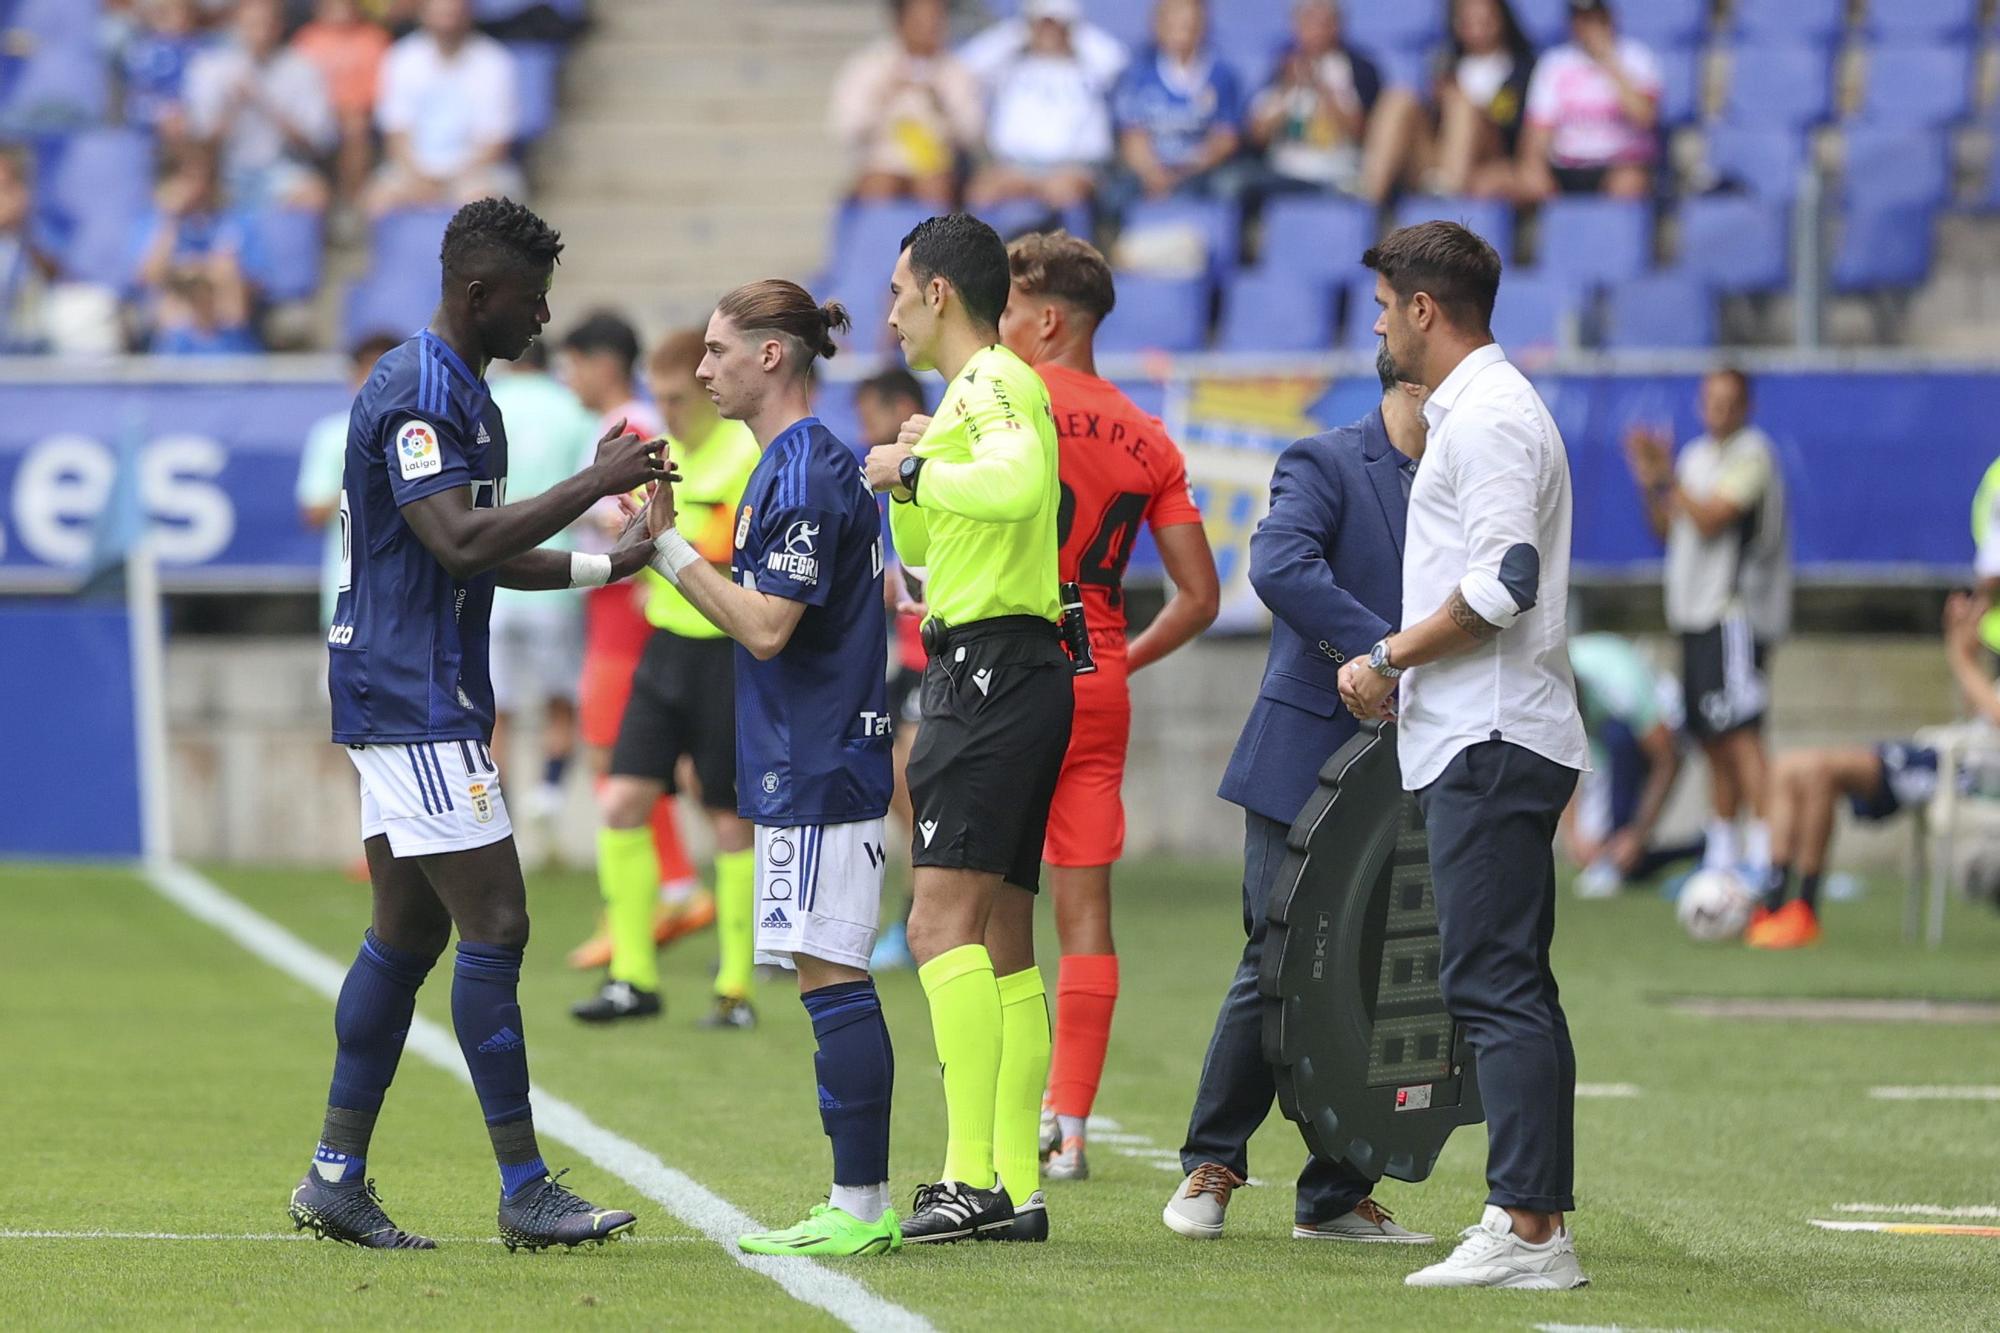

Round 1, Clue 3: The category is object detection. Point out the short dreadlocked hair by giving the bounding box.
[439,197,563,288]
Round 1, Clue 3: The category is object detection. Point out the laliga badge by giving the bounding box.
[397,419,441,481]
[469,781,495,825]
[735,505,753,549]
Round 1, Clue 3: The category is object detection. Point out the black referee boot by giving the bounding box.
[900,1180,1015,1243]
[570,979,661,1023]
[986,1189,1048,1242]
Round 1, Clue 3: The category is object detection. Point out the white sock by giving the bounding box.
[1057,1114,1086,1143]
[1703,818,1738,871]
[829,1181,888,1224]
[1741,819,1771,875]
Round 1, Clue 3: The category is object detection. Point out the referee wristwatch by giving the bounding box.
[1367,639,1403,679]
[896,454,925,502]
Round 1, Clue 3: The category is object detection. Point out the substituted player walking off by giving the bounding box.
[291,199,661,1251]
[864,214,1075,1244]
[638,280,901,1257]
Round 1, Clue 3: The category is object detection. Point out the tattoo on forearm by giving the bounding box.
[1447,588,1500,641]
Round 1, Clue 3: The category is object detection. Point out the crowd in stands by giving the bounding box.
[0,0,580,355]
[828,0,2000,355]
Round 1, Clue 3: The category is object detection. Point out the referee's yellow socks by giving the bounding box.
[712,847,756,1000]
[919,944,1002,1190]
[598,825,659,992]
[994,966,1050,1208]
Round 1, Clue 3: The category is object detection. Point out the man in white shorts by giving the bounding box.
[638,278,898,1256]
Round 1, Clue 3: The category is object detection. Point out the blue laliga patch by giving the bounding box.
[1500,543,1540,612]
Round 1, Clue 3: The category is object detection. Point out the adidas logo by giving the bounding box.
[475,422,492,444]
[817,1082,843,1110]
[761,907,790,929]
[477,1025,524,1053]
[972,668,992,696]
[918,819,938,847]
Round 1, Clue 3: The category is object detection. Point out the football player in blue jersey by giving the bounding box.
[290,198,668,1251]
[637,279,899,1256]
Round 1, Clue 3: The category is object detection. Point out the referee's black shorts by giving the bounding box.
[906,615,1075,893]
[609,630,737,811]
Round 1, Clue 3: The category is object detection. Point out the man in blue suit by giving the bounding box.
[1163,348,1432,1244]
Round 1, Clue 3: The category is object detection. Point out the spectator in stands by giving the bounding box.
[1625,368,1791,892]
[187,0,337,212]
[1243,0,1410,206]
[1517,0,1659,201]
[0,148,59,354]
[365,0,522,216]
[121,0,209,143]
[963,0,1121,214]
[1108,0,1246,207]
[297,330,401,629]
[292,0,394,208]
[133,144,260,353]
[829,0,983,207]
[1431,0,1537,198]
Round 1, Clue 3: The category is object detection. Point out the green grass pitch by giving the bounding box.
[3,855,1998,1330]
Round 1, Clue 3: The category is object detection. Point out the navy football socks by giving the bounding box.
[802,979,894,1211]
[313,931,437,1182]
[452,941,547,1194]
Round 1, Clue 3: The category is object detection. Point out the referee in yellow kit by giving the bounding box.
[863,214,1073,1245]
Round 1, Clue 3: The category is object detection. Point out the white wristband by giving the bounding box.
[648,529,702,585]
[568,551,612,588]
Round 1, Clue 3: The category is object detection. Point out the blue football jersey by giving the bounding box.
[328,331,509,745]
[731,418,893,826]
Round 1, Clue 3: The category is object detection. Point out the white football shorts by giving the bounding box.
[488,596,583,712]
[349,739,512,858]
[753,818,887,971]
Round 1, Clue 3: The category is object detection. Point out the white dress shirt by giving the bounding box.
[375,32,517,177]
[1398,342,1588,790]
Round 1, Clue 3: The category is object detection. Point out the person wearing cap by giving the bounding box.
[1517,0,1660,201]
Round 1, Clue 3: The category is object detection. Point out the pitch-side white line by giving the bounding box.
[1868,1085,2000,1101]
[0,1229,689,1246]
[1810,1219,2000,1237]
[1576,1083,1642,1098]
[1835,1203,2000,1219]
[141,861,931,1333]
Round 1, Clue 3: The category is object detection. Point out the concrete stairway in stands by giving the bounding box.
[525,0,878,336]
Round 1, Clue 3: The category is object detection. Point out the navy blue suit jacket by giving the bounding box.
[1218,408,1409,826]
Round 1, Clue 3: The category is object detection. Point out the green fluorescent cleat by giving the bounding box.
[738,1204,901,1256]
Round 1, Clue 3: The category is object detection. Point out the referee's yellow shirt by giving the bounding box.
[644,417,761,639]
[888,345,1061,627]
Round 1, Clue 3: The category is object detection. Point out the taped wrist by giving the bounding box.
[568,552,612,588]
[648,530,702,585]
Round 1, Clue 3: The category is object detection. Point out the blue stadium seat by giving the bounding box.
[1536,198,1653,285]
[1602,273,1718,349]
[1730,0,1848,50]
[45,128,155,230]
[1342,269,1386,351]
[0,41,106,131]
[1217,270,1336,353]
[1341,0,1445,55]
[1985,137,2000,211]
[244,209,325,305]
[969,197,1091,243]
[1655,44,1703,128]
[1830,202,1935,291]
[507,42,562,143]
[1095,275,1211,354]
[476,0,586,19]
[1393,195,1513,263]
[1257,194,1375,282]
[370,208,454,281]
[1616,0,1708,49]
[1722,44,1834,131]
[1080,0,1155,49]
[1705,124,1811,200]
[1841,125,1952,210]
[826,199,933,284]
[1122,196,1241,272]
[1211,0,1292,87]
[1862,0,1979,43]
[1676,196,1790,293]
[343,277,432,347]
[1853,44,1975,128]
[3,0,101,47]
[1489,270,1576,352]
[1510,0,1571,49]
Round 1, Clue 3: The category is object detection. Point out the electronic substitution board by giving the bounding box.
[1259,723,1482,1182]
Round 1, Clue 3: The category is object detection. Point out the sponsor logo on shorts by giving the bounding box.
[469,781,494,824]
[761,906,790,929]
[918,819,938,847]
[475,421,491,445]
[327,623,355,646]
[396,420,441,480]
[971,667,992,696]
[761,771,779,794]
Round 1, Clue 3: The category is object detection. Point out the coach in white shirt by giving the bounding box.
[1337,221,1590,1292]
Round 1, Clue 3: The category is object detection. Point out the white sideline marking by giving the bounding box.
[1868,1085,2000,1101]
[1575,1083,1642,1098]
[1810,1219,2000,1237]
[141,861,931,1333]
[1835,1203,2000,1219]
[1535,1325,1711,1333]
[0,1229,690,1246]
[1082,1113,1263,1185]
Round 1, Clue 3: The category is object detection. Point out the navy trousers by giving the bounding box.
[1180,810,1375,1224]
[1417,740,1580,1213]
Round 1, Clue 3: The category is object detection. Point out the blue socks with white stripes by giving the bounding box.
[452,941,547,1195]
[802,979,894,1222]
[313,930,438,1183]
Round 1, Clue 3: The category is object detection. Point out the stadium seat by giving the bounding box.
[1985,137,2000,211]
[1853,44,1976,128]
[45,128,155,230]
[1602,273,1718,348]
[969,197,1090,244]
[1830,202,1936,291]
[1122,196,1241,272]
[1841,125,1952,211]
[1393,195,1513,264]
[1730,0,1848,50]
[507,42,562,143]
[476,0,586,19]
[244,209,325,305]
[343,276,433,346]
[1489,270,1577,353]
[0,41,107,132]
[1257,194,1375,282]
[1721,45,1834,131]
[2,0,101,47]
[1616,0,1708,50]
[1705,125,1811,200]
[1862,0,1979,43]
[1340,0,1445,55]
[1216,270,1336,354]
[1535,197,1653,285]
[825,199,932,285]
[1211,0,1292,86]
[1509,0,1571,49]
[1655,44,1703,128]
[370,208,454,280]
[1676,195,1790,293]
[1341,269,1384,351]
[1094,275,1210,354]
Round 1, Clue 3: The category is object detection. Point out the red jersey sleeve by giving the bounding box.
[1145,423,1203,529]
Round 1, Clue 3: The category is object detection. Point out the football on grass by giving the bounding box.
[1677,869,1756,942]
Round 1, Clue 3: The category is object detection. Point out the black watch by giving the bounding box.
[897,453,925,500]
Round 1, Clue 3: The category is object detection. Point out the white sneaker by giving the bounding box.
[1293,1197,1433,1243]
[1403,1206,1588,1289]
